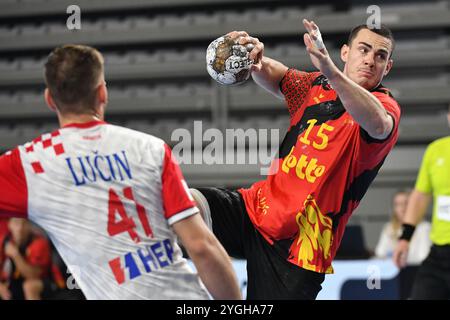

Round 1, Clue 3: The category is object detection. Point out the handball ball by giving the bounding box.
[206,35,254,86]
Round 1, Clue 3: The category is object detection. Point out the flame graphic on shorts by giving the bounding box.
[294,195,333,272]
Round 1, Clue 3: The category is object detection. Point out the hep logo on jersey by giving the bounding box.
[108,239,174,285]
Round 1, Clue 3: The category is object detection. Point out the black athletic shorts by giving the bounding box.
[410,244,450,300]
[196,187,325,300]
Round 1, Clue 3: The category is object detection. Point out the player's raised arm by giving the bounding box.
[172,214,242,300]
[251,56,289,100]
[301,19,395,140]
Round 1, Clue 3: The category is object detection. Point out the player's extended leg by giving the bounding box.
[189,188,246,259]
[191,188,324,299]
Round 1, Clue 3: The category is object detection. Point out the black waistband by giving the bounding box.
[431,244,450,257]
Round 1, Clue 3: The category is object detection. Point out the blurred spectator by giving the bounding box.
[375,190,431,264]
[0,218,52,300]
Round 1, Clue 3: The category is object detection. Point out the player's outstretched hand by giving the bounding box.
[302,19,338,79]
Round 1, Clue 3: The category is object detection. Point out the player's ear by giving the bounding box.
[97,81,108,106]
[340,44,349,63]
[44,88,57,112]
[384,58,393,76]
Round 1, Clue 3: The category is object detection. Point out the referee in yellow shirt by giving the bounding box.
[394,104,450,299]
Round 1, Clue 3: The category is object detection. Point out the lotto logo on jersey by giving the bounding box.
[108,239,174,285]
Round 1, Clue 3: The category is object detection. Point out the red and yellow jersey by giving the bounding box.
[239,69,401,274]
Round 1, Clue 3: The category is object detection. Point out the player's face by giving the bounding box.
[393,192,409,221]
[8,218,31,244]
[341,28,393,90]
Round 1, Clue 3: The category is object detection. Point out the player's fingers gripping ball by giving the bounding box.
[206,34,255,85]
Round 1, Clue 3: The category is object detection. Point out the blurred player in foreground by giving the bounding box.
[0,45,241,300]
[191,20,401,299]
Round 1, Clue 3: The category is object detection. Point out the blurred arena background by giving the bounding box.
[0,0,449,299]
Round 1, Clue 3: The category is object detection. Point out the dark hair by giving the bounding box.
[44,44,104,114]
[347,24,395,58]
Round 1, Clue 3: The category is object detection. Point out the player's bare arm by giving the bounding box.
[302,19,393,140]
[251,56,289,100]
[172,213,242,300]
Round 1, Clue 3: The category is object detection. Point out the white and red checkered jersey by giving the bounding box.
[0,120,209,300]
